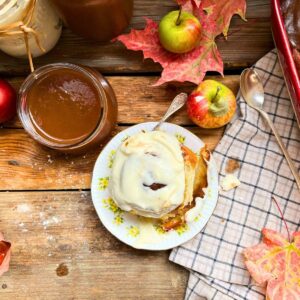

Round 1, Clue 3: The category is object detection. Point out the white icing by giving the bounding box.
[110,131,185,218]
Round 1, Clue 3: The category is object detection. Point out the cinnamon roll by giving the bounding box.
[109,130,210,229]
[110,131,185,218]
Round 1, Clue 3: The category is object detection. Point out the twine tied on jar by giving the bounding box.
[0,0,45,72]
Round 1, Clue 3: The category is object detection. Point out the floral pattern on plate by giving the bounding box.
[91,122,219,250]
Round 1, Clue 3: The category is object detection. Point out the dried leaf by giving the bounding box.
[201,0,247,37]
[116,0,246,85]
[244,228,300,300]
[0,232,11,276]
[177,0,201,8]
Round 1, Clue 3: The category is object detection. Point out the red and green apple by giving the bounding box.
[0,79,16,124]
[187,80,237,128]
[158,10,202,54]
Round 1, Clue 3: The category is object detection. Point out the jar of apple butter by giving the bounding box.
[18,63,117,153]
[49,0,133,41]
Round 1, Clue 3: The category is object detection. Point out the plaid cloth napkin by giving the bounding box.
[170,49,300,300]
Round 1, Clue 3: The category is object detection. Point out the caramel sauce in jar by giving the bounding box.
[18,63,117,153]
[49,0,133,41]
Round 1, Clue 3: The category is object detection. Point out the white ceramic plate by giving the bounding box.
[91,122,219,250]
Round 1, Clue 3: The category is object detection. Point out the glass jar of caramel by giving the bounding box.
[18,63,118,153]
[49,0,133,41]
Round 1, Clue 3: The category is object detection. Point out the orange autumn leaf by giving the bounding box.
[177,0,201,8]
[116,0,246,85]
[201,0,247,37]
[244,228,300,300]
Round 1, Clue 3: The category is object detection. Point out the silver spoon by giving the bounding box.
[153,93,188,131]
[240,68,300,190]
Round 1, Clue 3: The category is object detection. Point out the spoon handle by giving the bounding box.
[260,110,300,190]
[153,93,188,131]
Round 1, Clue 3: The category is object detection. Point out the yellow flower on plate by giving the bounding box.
[108,150,116,168]
[102,197,122,214]
[176,223,189,235]
[103,198,124,226]
[153,224,166,235]
[207,188,212,198]
[98,177,109,190]
[114,215,124,225]
[127,225,140,237]
[175,133,185,144]
[194,214,202,222]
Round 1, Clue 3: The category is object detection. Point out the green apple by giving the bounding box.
[158,10,202,54]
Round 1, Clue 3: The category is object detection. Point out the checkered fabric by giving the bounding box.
[170,49,300,300]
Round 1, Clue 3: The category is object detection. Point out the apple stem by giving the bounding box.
[176,6,182,26]
[212,86,221,103]
[272,197,291,243]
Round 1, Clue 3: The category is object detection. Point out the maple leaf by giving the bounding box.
[0,232,11,276]
[201,0,247,37]
[116,0,246,85]
[117,16,223,85]
[244,228,300,300]
[177,0,201,8]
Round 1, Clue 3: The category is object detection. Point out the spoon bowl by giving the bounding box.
[240,68,265,110]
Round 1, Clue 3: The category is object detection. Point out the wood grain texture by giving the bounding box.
[0,191,188,299]
[0,126,223,191]
[4,75,240,129]
[0,1,272,299]
[0,0,273,75]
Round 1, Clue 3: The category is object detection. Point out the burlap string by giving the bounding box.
[0,0,45,72]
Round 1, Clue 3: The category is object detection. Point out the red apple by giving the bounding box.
[0,79,17,124]
[0,232,11,276]
[187,80,236,128]
[0,241,10,266]
[159,10,201,54]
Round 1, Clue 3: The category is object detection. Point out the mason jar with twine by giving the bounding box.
[0,0,62,72]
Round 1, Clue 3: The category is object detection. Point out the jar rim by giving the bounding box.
[18,62,108,150]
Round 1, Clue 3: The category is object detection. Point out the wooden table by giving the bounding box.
[0,1,273,299]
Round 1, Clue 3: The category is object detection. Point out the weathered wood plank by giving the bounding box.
[0,126,223,191]
[3,75,240,129]
[0,191,189,299]
[0,0,273,75]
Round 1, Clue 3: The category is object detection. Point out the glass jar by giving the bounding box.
[49,0,133,41]
[0,0,62,58]
[18,63,118,153]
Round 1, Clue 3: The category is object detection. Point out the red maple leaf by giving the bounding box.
[0,232,11,276]
[201,0,247,37]
[115,0,246,85]
[244,228,300,300]
[177,0,201,8]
